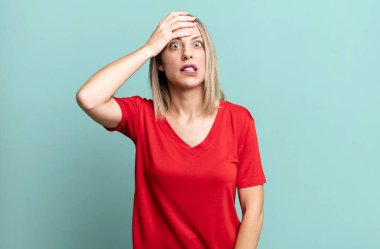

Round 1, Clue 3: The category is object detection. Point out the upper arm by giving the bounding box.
[76,94,143,142]
[78,97,123,129]
[238,184,264,215]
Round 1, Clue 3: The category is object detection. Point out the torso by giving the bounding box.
[164,100,220,148]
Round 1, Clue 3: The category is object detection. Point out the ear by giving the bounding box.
[158,64,164,71]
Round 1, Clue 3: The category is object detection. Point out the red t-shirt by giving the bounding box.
[103,95,267,249]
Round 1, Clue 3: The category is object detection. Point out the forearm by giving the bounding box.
[76,45,152,109]
[234,212,264,249]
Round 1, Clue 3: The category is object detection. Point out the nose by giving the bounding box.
[182,46,193,60]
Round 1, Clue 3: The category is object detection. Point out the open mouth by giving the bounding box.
[180,64,198,72]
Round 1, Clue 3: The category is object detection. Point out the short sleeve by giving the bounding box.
[236,111,267,189]
[103,95,142,143]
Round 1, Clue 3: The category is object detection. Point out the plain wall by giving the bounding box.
[1,0,379,248]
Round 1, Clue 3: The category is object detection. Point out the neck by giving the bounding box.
[167,87,205,120]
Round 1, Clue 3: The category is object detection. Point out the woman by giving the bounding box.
[76,11,267,249]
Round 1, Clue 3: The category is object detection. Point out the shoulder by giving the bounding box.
[114,95,152,106]
[115,95,148,101]
[224,100,256,142]
[223,99,254,122]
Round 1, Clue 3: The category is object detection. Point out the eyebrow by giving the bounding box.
[191,35,202,40]
[171,35,203,41]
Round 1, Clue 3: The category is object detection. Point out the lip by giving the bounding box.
[181,70,198,76]
[180,63,198,71]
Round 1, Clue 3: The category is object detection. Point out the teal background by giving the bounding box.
[1,0,379,248]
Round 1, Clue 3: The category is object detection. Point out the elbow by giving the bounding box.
[76,90,91,109]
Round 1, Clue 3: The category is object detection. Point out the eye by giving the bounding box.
[194,41,203,48]
[169,41,204,50]
[169,42,181,49]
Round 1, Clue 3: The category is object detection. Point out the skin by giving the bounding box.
[157,24,220,148]
[158,25,212,120]
[234,185,264,249]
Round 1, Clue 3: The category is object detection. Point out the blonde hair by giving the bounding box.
[148,17,225,121]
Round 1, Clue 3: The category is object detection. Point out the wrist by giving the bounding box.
[138,46,154,60]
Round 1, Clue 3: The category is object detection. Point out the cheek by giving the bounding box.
[198,51,206,62]
[198,55,206,69]
[165,66,178,76]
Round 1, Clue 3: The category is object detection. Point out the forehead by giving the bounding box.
[171,27,203,41]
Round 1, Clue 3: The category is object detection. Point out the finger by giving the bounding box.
[162,11,190,23]
[172,30,193,39]
[170,21,198,32]
[164,15,196,29]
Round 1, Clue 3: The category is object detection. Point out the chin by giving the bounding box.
[175,80,203,89]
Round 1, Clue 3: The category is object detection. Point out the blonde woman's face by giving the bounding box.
[158,26,206,89]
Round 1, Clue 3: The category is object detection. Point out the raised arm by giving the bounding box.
[75,11,197,129]
[75,46,152,128]
[75,47,151,110]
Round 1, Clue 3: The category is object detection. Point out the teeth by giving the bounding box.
[183,67,195,72]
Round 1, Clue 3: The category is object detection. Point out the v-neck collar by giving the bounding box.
[158,99,225,155]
